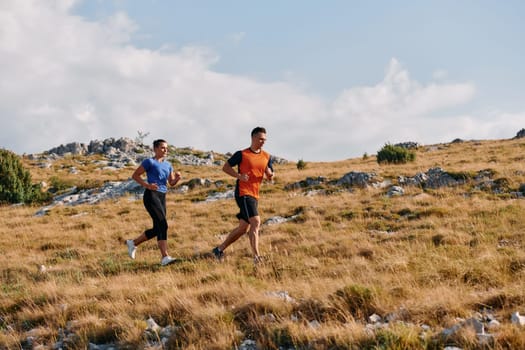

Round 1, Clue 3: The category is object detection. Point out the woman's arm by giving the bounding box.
[168,171,182,186]
[133,165,158,190]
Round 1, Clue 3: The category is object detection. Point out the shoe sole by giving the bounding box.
[161,258,181,266]
[126,241,136,259]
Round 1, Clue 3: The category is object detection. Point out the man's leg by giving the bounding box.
[247,215,261,258]
[219,220,250,252]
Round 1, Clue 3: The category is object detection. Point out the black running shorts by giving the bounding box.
[235,195,258,222]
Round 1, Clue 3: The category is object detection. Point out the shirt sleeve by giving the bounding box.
[227,150,243,167]
[141,158,152,171]
[267,155,274,171]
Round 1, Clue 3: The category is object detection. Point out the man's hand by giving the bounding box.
[266,169,274,183]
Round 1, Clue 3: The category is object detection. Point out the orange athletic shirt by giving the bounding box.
[229,148,271,200]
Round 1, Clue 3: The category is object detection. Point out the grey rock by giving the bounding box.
[394,141,421,149]
[387,186,404,197]
[205,189,234,202]
[511,311,525,326]
[336,171,378,188]
[514,128,525,139]
[368,313,382,323]
[285,176,327,190]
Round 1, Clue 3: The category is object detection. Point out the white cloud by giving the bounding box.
[230,31,246,45]
[432,69,448,80]
[0,2,522,162]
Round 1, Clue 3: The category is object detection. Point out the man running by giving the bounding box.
[212,127,274,264]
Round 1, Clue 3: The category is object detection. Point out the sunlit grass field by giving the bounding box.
[1,138,525,349]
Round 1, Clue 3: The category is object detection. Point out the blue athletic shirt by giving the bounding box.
[141,158,173,193]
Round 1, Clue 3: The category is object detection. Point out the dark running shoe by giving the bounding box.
[212,247,224,260]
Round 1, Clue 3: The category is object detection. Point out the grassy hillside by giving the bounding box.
[1,138,525,349]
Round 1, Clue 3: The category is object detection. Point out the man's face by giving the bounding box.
[251,132,267,149]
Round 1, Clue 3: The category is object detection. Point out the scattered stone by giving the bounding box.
[368,313,382,323]
[238,339,257,350]
[487,320,500,329]
[387,186,404,197]
[260,313,276,322]
[146,317,161,332]
[464,317,484,334]
[263,214,300,226]
[372,179,392,189]
[181,178,213,189]
[205,189,234,202]
[309,320,321,329]
[265,291,295,303]
[511,311,525,326]
[285,176,327,190]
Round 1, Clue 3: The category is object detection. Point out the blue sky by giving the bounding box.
[1,0,524,161]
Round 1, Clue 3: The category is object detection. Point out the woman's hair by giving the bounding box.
[153,139,167,148]
[251,127,266,136]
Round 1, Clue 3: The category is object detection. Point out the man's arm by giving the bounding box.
[265,156,274,180]
[223,162,243,181]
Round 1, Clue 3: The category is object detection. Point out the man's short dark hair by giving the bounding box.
[153,139,167,148]
[251,127,266,137]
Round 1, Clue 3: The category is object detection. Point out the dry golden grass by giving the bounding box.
[1,138,525,349]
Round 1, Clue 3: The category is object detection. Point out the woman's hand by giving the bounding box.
[169,171,182,186]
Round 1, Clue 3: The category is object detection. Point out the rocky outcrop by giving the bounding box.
[398,167,467,189]
[46,137,146,156]
[34,180,143,216]
[394,141,421,149]
[285,176,328,190]
[514,128,525,139]
[335,171,379,188]
[40,137,223,167]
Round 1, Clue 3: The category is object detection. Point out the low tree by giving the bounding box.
[0,149,49,204]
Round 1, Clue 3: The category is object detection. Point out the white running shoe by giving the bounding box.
[126,240,136,259]
[161,256,177,266]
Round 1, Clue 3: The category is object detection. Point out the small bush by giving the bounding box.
[0,149,50,204]
[377,144,416,164]
[48,176,75,194]
[296,159,307,170]
[334,284,376,319]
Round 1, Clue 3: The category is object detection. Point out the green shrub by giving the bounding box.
[377,144,416,164]
[296,159,307,170]
[49,176,75,193]
[0,149,50,204]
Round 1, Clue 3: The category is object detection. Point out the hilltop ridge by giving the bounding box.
[2,130,525,349]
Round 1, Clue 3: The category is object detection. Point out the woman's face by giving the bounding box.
[154,142,169,158]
